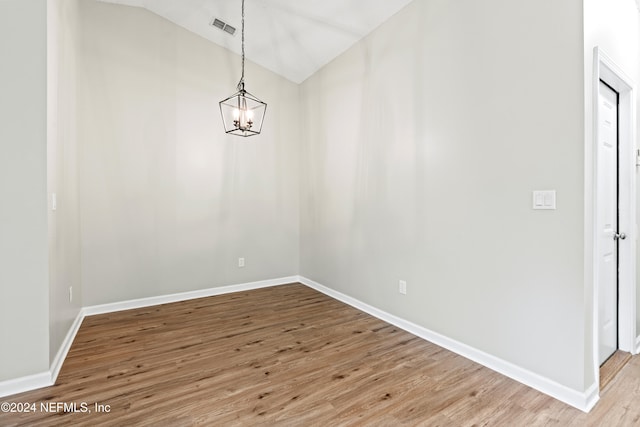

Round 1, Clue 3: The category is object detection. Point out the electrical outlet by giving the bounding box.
[238,257,245,268]
[69,286,73,302]
[398,280,407,295]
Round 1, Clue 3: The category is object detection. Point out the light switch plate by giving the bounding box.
[532,190,556,210]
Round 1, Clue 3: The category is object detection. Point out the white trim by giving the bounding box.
[82,276,298,316]
[299,276,599,412]
[582,383,600,412]
[2,275,601,410]
[50,310,84,383]
[0,372,52,399]
[0,275,602,411]
[636,335,640,354]
[592,47,638,391]
[0,276,298,399]
[1,310,86,398]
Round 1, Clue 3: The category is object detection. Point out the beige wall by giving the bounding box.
[4,0,639,403]
[77,1,300,305]
[47,0,82,364]
[0,0,50,381]
[300,0,587,391]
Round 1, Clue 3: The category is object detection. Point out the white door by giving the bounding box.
[597,80,619,365]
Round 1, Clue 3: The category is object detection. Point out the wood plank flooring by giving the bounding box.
[600,350,632,390]
[1,283,639,426]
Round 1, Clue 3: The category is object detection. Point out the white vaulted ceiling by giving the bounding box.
[97,0,415,83]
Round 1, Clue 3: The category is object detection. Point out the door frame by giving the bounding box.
[592,47,637,389]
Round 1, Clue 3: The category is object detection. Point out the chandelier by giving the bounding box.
[219,0,267,137]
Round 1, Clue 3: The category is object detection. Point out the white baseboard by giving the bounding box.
[1,275,600,412]
[583,382,600,412]
[0,372,52,399]
[0,276,298,399]
[50,310,85,383]
[298,275,599,413]
[83,276,299,316]
[636,336,640,355]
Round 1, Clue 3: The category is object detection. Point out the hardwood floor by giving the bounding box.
[600,350,632,390]
[1,283,639,426]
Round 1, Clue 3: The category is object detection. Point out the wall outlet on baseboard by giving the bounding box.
[69,286,73,302]
[398,280,407,295]
[238,257,245,268]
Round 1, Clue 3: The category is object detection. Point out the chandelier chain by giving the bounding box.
[238,0,245,91]
[220,0,265,137]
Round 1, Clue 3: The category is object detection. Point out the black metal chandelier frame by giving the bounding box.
[219,0,267,137]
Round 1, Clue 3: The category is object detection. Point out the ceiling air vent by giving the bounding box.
[211,18,236,36]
